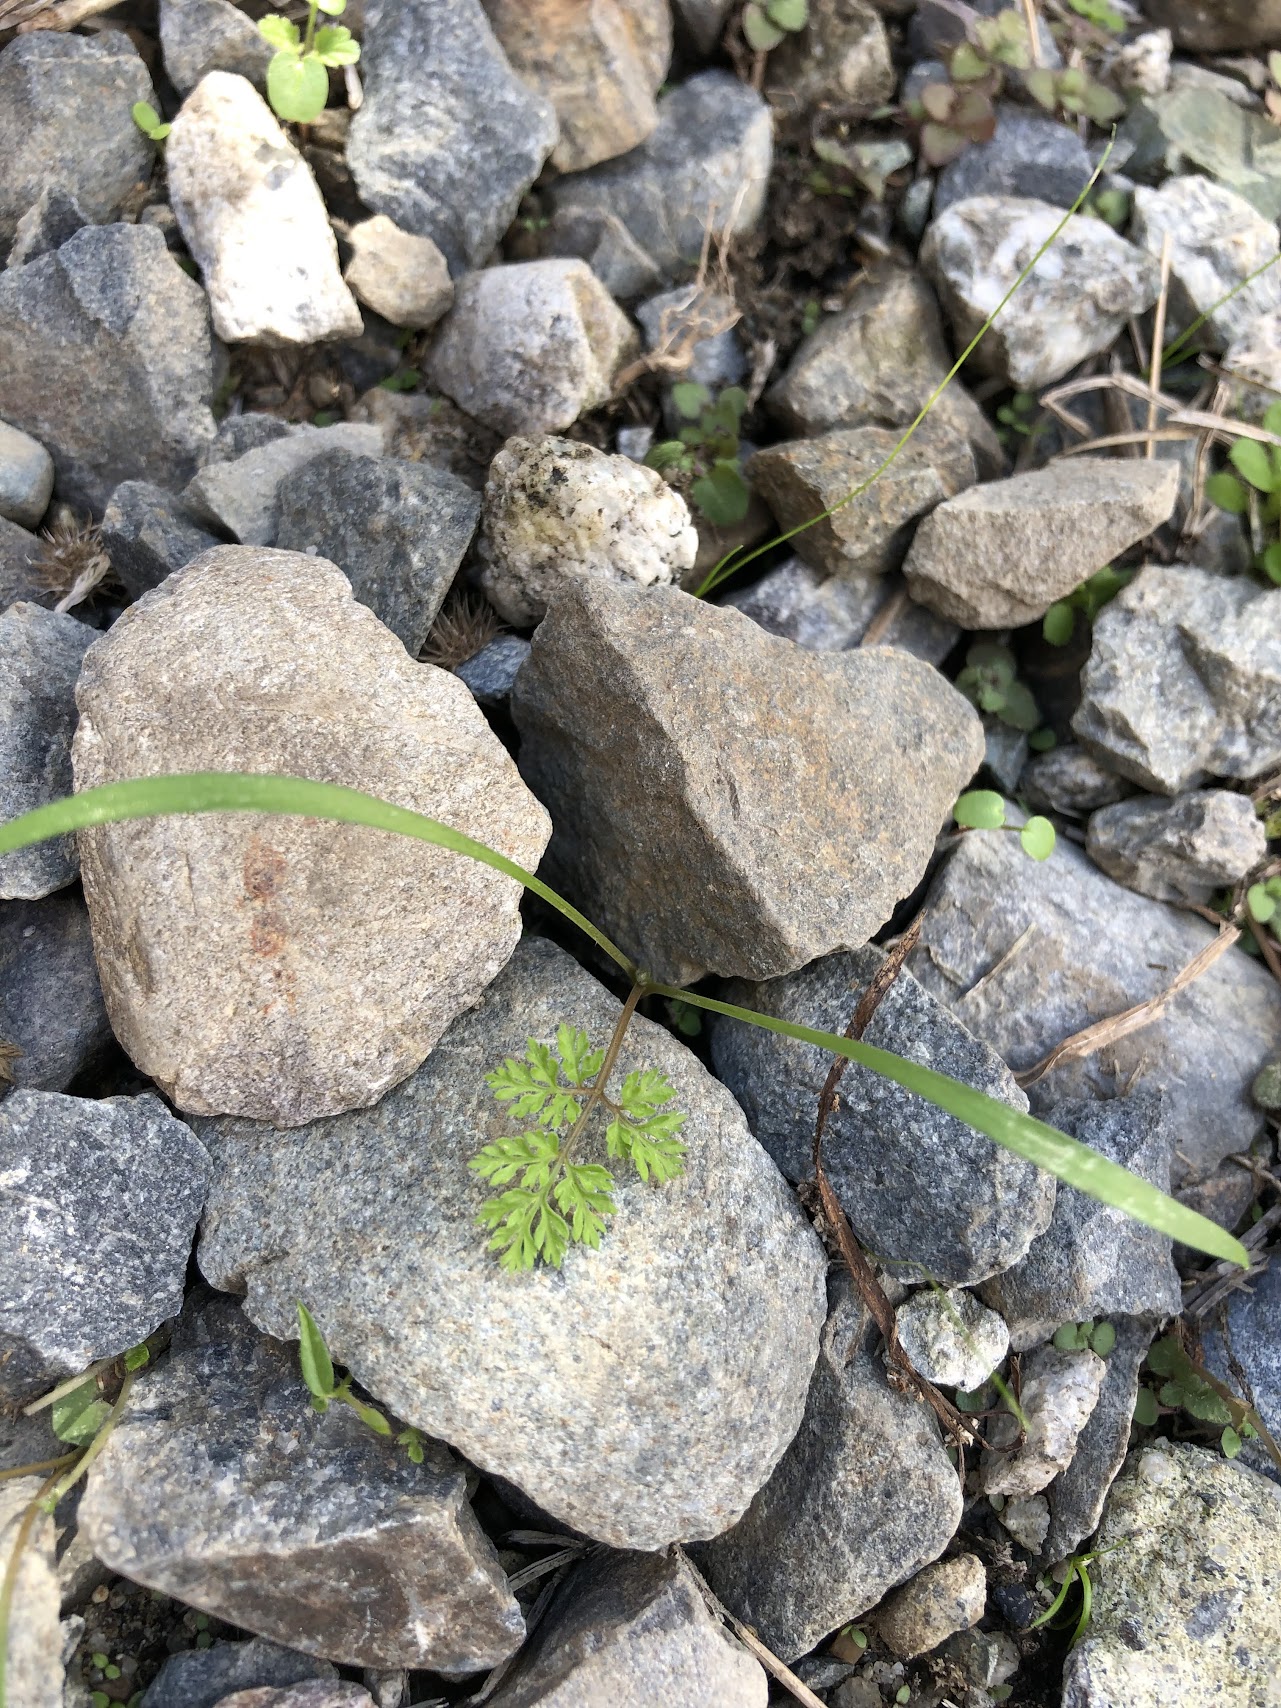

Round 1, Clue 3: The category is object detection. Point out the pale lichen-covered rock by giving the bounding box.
[874,1555,987,1661]
[979,1345,1107,1500]
[1131,175,1281,347]
[894,1288,1009,1391]
[0,1479,61,1708]
[71,546,551,1126]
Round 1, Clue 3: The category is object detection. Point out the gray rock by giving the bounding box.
[909,819,1281,1193]
[921,196,1161,389]
[342,217,454,331]
[427,260,637,438]
[486,1551,766,1706]
[0,515,46,609]
[214,1688,371,1708]
[1140,0,1281,50]
[0,34,153,258]
[456,635,530,705]
[197,936,828,1550]
[168,74,362,348]
[874,1554,986,1660]
[997,1492,1051,1552]
[722,557,959,664]
[0,1089,209,1403]
[0,420,53,529]
[347,0,558,275]
[980,1345,1107,1499]
[696,1275,963,1662]
[182,423,385,547]
[274,450,480,654]
[142,1640,336,1708]
[478,435,696,625]
[1223,309,1281,425]
[1131,175,1281,349]
[72,546,550,1126]
[0,223,219,513]
[1201,1259,1281,1488]
[550,72,771,283]
[213,412,295,459]
[0,891,112,1092]
[903,459,1179,630]
[636,284,747,393]
[894,1288,1010,1390]
[747,420,976,580]
[1087,788,1267,906]
[1117,88,1281,223]
[0,603,95,900]
[935,108,1092,217]
[766,268,1001,474]
[1062,1442,1281,1705]
[160,0,274,94]
[1041,1317,1152,1563]
[544,203,665,302]
[5,188,89,271]
[1020,744,1133,816]
[764,0,894,110]
[0,1477,61,1708]
[1072,564,1281,793]
[710,946,1051,1285]
[80,1296,525,1672]
[100,480,224,601]
[982,721,1028,795]
[980,1094,1181,1352]
[512,581,984,986]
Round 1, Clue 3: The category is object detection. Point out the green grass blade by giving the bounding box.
[1160,249,1281,372]
[645,985,1249,1269]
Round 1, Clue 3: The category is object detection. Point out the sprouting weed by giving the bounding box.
[1042,565,1133,646]
[258,0,360,126]
[742,0,808,54]
[295,1301,427,1460]
[470,1023,687,1272]
[1205,404,1281,586]
[646,383,751,529]
[955,640,1040,733]
[1133,1333,1264,1460]
[1030,1544,1121,1647]
[953,790,1057,861]
[1053,1319,1116,1356]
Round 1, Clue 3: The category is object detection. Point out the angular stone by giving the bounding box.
[274,450,480,655]
[997,1493,1050,1552]
[141,1639,337,1708]
[544,203,664,301]
[79,1297,524,1673]
[766,268,1001,472]
[0,1089,209,1403]
[894,1288,1010,1391]
[216,1688,371,1708]
[182,423,385,547]
[904,458,1179,630]
[934,108,1092,217]
[0,891,112,1093]
[481,0,670,175]
[980,1094,1181,1353]
[478,435,696,625]
[909,824,1281,1191]
[100,480,224,601]
[921,197,1161,389]
[1223,309,1281,425]
[197,936,827,1550]
[710,946,1051,1285]
[456,635,530,706]
[1119,88,1281,224]
[695,1276,963,1661]
[347,0,558,276]
[0,1478,60,1708]
[1073,565,1281,793]
[765,0,894,110]
[343,217,453,331]
[0,420,53,529]
[1062,1443,1281,1705]
[0,516,46,609]
[512,581,984,986]
[1020,744,1133,816]
[7,188,92,274]
[980,1345,1107,1499]
[0,34,152,257]
[722,557,959,664]
[0,603,95,901]
[1139,0,1281,53]
[636,283,747,393]
[71,547,551,1125]
[747,421,976,580]
[550,71,771,282]
[1131,175,1281,349]
[168,74,362,347]
[486,1552,767,1707]
[874,1555,986,1660]
[0,224,218,513]
[161,0,274,94]
[1087,789,1267,907]
[428,260,636,438]
[1202,1259,1281,1489]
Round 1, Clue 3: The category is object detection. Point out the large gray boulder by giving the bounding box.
[71,547,551,1126]
[0,891,112,1092]
[197,936,828,1551]
[511,581,983,986]
[79,1297,524,1673]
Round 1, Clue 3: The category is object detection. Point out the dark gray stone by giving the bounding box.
[100,481,224,601]
[80,1296,525,1673]
[1140,0,1281,49]
[1201,1259,1281,1488]
[141,1639,336,1708]
[456,634,530,704]
[1020,744,1134,816]
[0,891,112,1092]
[721,558,959,665]
[5,189,89,272]
[636,284,747,393]
[0,34,153,257]
[0,516,48,611]
[486,1551,767,1706]
[0,224,218,513]
[1117,88,1281,223]
[511,580,984,986]
[0,1089,209,1403]
[182,424,386,548]
[160,0,273,94]
[274,450,480,654]
[196,936,827,1551]
[0,603,95,900]
[696,1275,963,1661]
[711,946,1052,1286]
[347,0,558,275]
[935,108,1092,216]
[213,412,295,460]
[1086,788,1268,906]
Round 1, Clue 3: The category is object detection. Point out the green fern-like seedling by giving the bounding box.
[471,1024,687,1272]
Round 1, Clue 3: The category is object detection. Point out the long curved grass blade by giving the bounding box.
[1160,250,1281,372]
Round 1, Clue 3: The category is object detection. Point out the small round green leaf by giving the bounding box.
[1000,680,1040,731]
[691,461,750,527]
[1221,1425,1242,1458]
[765,0,808,30]
[1028,727,1057,752]
[949,41,988,81]
[131,100,161,132]
[1133,1386,1159,1426]
[267,49,330,123]
[296,1300,335,1398]
[1229,437,1277,494]
[123,1343,150,1371]
[1054,1321,1084,1351]
[315,23,360,64]
[1248,883,1277,924]
[316,0,347,13]
[742,1,785,50]
[1090,1321,1116,1356]
[671,380,710,421]
[1262,540,1281,586]
[1205,471,1250,515]
[1042,602,1075,646]
[1020,816,1056,861]
[954,789,1006,830]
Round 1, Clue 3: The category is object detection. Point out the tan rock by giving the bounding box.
[875,1554,987,1659]
[71,546,552,1126]
[767,0,895,111]
[343,216,454,330]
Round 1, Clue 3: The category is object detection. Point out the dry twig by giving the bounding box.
[684,1551,827,1708]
